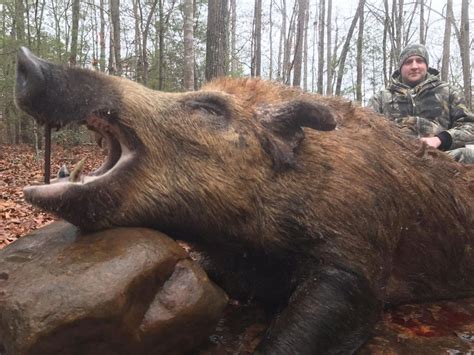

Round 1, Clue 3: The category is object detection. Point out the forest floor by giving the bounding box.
[1,143,474,354]
[0,144,106,247]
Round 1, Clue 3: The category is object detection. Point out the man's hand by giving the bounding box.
[420,136,442,149]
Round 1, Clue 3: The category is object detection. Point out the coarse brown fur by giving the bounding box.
[15,48,474,354]
[203,78,474,303]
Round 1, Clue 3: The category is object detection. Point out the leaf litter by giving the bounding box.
[0,144,105,248]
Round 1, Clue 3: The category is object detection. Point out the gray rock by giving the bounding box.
[0,221,228,355]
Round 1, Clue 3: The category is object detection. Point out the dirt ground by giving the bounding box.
[192,297,474,354]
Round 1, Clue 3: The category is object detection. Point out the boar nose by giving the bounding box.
[15,47,46,103]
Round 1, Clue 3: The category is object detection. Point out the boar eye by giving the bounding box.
[184,94,231,126]
[96,108,119,120]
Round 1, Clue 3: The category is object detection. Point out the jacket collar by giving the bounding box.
[389,67,441,94]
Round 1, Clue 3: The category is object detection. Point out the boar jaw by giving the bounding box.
[23,114,137,229]
[86,115,128,176]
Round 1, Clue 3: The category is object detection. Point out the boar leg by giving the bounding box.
[255,266,379,355]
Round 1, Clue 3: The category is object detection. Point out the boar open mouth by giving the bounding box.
[24,114,134,194]
[21,106,142,228]
[84,114,132,178]
[21,113,137,228]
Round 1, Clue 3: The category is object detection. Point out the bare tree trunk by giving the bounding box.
[422,0,432,41]
[311,1,318,92]
[440,0,452,82]
[394,0,403,59]
[183,0,195,90]
[335,0,365,96]
[14,0,25,144]
[293,0,306,87]
[110,0,121,75]
[33,0,46,52]
[91,0,98,69]
[25,0,32,47]
[302,0,309,91]
[403,1,418,46]
[1,6,4,49]
[64,5,71,58]
[205,0,229,81]
[251,0,262,77]
[459,0,471,109]
[250,8,255,76]
[99,0,106,72]
[277,0,286,81]
[317,0,325,94]
[32,0,46,150]
[382,0,389,85]
[328,25,339,91]
[142,0,160,85]
[230,0,237,75]
[133,0,143,82]
[255,0,262,77]
[108,18,115,74]
[282,1,296,83]
[158,0,164,89]
[419,0,425,44]
[154,0,177,89]
[50,0,62,61]
[383,0,394,78]
[325,0,332,94]
[13,0,25,48]
[69,0,80,65]
[284,4,297,84]
[269,0,273,80]
[356,0,364,102]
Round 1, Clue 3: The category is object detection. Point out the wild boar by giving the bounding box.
[15,47,474,354]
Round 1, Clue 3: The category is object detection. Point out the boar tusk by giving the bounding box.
[69,158,87,182]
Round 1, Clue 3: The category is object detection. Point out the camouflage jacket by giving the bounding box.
[367,68,474,150]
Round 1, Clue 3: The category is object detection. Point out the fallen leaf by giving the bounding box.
[0,143,105,248]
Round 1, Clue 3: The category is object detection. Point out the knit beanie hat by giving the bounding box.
[399,44,429,68]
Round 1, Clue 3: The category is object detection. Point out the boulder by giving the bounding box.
[0,221,228,355]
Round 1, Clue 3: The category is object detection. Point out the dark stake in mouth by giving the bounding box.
[44,124,52,184]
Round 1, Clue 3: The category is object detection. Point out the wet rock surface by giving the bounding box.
[0,221,228,355]
[1,221,473,355]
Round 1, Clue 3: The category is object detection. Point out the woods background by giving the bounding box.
[0,0,472,146]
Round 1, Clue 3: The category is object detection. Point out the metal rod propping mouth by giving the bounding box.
[44,124,51,184]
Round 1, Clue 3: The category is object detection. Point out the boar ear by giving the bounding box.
[257,100,338,171]
[259,99,337,133]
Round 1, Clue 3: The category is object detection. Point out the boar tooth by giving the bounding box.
[57,164,70,178]
[69,158,87,182]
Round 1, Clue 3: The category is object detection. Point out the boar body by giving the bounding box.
[15,47,474,354]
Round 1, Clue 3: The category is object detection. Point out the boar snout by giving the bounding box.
[15,47,47,116]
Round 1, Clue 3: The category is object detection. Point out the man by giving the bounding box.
[368,43,474,163]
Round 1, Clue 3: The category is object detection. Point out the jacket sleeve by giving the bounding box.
[366,93,383,114]
[444,88,474,149]
[395,116,444,137]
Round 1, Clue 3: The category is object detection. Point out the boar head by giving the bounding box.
[16,47,337,243]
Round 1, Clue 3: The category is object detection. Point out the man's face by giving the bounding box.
[400,55,428,87]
